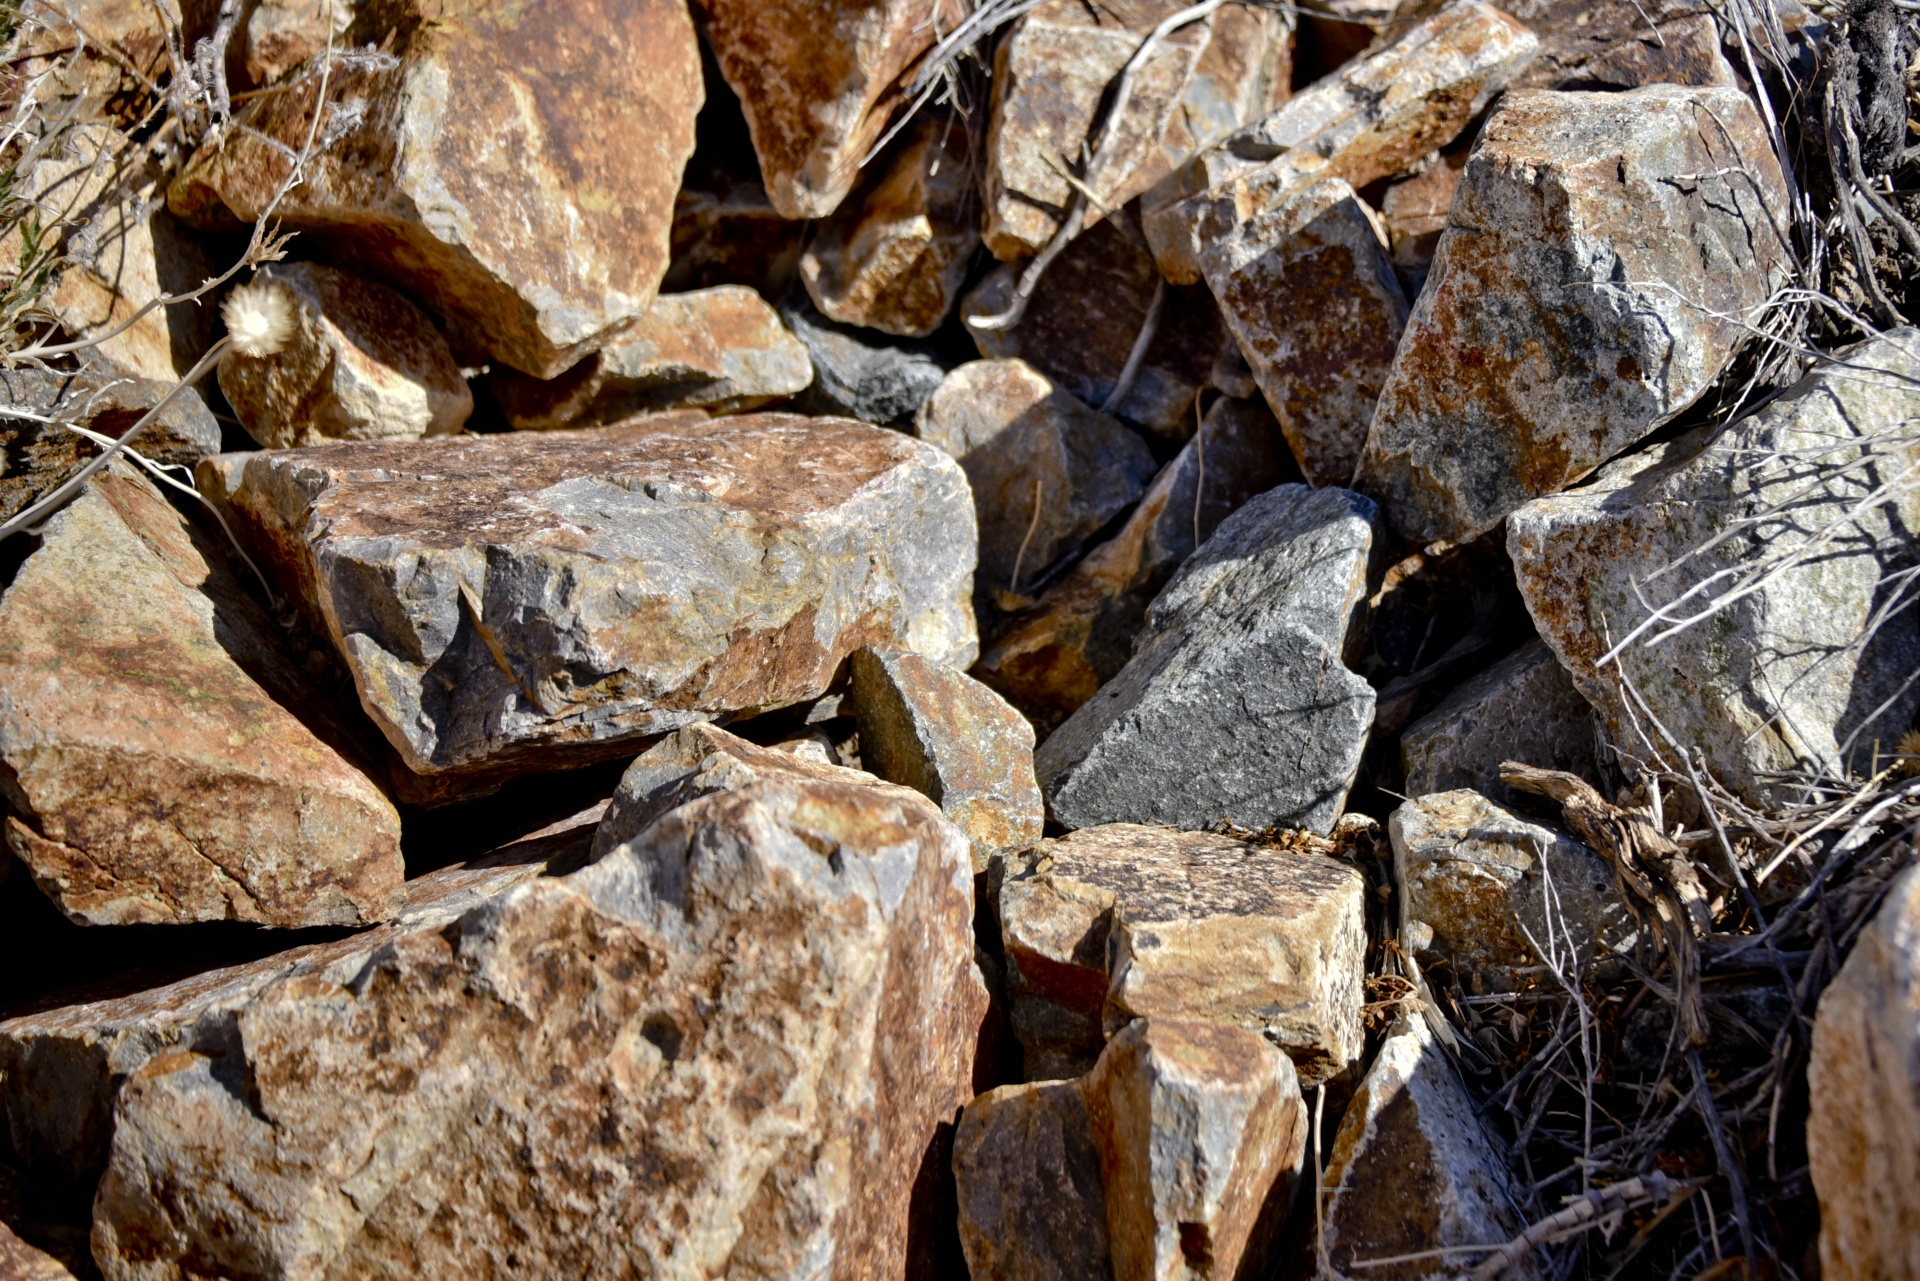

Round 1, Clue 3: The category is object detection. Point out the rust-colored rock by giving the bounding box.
[1379,148,1467,296]
[953,1079,1112,1281]
[168,0,702,377]
[0,466,403,928]
[241,0,354,85]
[662,181,806,297]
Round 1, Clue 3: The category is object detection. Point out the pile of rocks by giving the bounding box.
[4,0,1919,1275]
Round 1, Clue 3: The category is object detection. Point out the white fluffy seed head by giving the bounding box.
[221,279,296,359]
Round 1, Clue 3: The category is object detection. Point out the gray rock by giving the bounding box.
[1399,639,1599,806]
[952,1080,1112,1281]
[779,295,950,427]
[1508,329,1920,808]
[1036,484,1379,835]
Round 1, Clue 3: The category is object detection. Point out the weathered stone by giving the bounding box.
[952,1080,1112,1281]
[168,0,702,377]
[218,262,472,448]
[983,0,1293,259]
[241,0,353,86]
[1199,177,1408,487]
[663,181,806,297]
[801,115,980,338]
[1142,0,1539,284]
[13,0,175,107]
[1355,84,1794,544]
[86,769,985,1280]
[1808,863,1920,1281]
[917,359,1157,601]
[1379,148,1467,298]
[1498,0,1740,90]
[1000,824,1366,1084]
[975,394,1295,723]
[1037,485,1379,836]
[1391,790,1631,990]
[780,296,950,428]
[1400,639,1598,805]
[0,1221,76,1281]
[488,286,813,429]
[1322,1012,1538,1280]
[1508,329,1920,808]
[699,0,965,219]
[200,415,978,785]
[0,367,220,525]
[0,467,404,929]
[849,646,1043,872]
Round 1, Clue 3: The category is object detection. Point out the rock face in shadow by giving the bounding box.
[952,1078,1112,1281]
[1399,639,1598,806]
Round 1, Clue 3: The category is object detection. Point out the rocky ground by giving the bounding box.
[1,0,1919,1276]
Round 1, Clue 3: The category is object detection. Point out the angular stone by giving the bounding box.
[849,646,1043,873]
[86,770,985,1280]
[168,0,702,377]
[663,181,806,297]
[199,415,979,784]
[0,467,403,928]
[1379,149,1468,301]
[1322,1012,1537,1280]
[1499,0,1740,90]
[1808,864,1920,1281]
[976,395,1294,724]
[1000,824,1366,1085]
[1142,0,1539,284]
[700,0,964,219]
[1391,790,1631,990]
[917,359,1157,601]
[1355,84,1794,544]
[488,286,813,429]
[1399,639,1599,806]
[0,367,220,525]
[241,0,352,86]
[801,115,980,338]
[1199,177,1408,488]
[218,262,472,448]
[13,0,175,106]
[952,1080,1112,1281]
[780,296,950,428]
[983,0,1293,259]
[1037,485,1379,835]
[0,1221,77,1281]
[1507,329,1920,808]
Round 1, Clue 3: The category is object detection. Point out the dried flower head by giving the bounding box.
[1898,728,1920,776]
[221,279,296,359]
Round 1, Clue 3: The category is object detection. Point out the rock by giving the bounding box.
[200,415,979,785]
[780,296,950,428]
[1036,484,1379,836]
[487,286,813,429]
[800,115,980,338]
[217,262,472,448]
[1379,148,1468,301]
[0,367,221,525]
[1499,0,1741,90]
[1198,177,1409,488]
[241,0,353,86]
[953,1078,1112,1281]
[848,646,1044,873]
[1355,84,1794,544]
[917,359,1158,601]
[1390,790,1631,990]
[999,824,1367,1084]
[983,0,1293,259]
[0,1219,76,1281]
[699,0,964,219]
[1808,863,1920,1281]
[1321,1012,1538,1280]
[975,394,1295,723]
[1507,329,1920,808]
[168,0,702,378]
[1399,639,1599,805]
[13,0,174,106]
[1142,0,1539,285]
[0,466,404,929]
[85,767,986,1279]
[663,181,806,297]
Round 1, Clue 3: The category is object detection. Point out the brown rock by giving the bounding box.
[662,180,806,297]
[488,286,813,429]
[199,415,979,784]
[1379,148,1468,297]
[849,645,1043,872]
[241,0,353,85]
[218,262,472,448]
[12,0,175,107]
[1199,177,1408,487]
[168,0,702,377]
[1486,0,1743,90]
[0,466,404,928]
[0,1221,76,1281]
[953,1080,1112,1281]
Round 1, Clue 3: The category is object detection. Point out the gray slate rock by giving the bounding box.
[779,294,949,427]
[1399,638,1599,806]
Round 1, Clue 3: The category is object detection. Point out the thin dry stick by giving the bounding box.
[1460,1174,1695,1280]
[1313,1083,1330,1281]
[1008,476,1044,595]
[1192,390,1207,550]
[1101,277,1165,413]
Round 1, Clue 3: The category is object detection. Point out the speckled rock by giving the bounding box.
[953,1080,1112,1281]
[1142,0,1538,284]
[849,645,1043,872]
[1036,485,1378,836]
[801,116,979,338]
[0,467,403,928]
[1808,863,1920,1281]
[241,0,353,85]
[1496,0,1742,90]
[1400,639,1599,805]
[999,824,1366,1084]
[662,180,806,297]
[975,395,1295,722]
[0,1221,77,1281]
[168,0,702,377]
[1355,84,1794,544]
[1508,329,1920,808]
[488,286,812,429]
[917,359,1157,600]
[780,296,950,427]
[1199,177,1408,487]
[218,262,471,448]
[199,415,979,785]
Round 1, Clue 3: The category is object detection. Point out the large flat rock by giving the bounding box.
[199,415,978,785]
